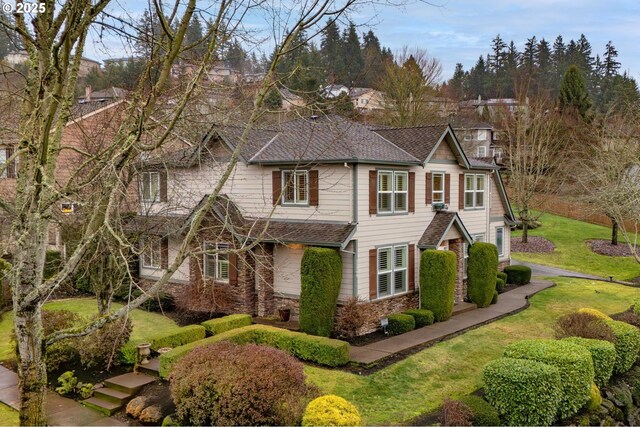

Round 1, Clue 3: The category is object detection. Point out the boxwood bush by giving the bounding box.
[491,290,498,305]
[403,309,434,328]
[606,319,640,374]
[483,357,562,426]
[495,277,506,293]
[562,337,616,388]
[302,395,361,426]
[420,250,456,322]
[201,314,252,335]
[387,314,415,336]
[503,339,594,419]
[503,265,532,285]
[457,395,500,426]
[299,248,343,337]
[497,271,507,282]
[120,325,206,364]
[159,324,350,377]
[467,242,499,308]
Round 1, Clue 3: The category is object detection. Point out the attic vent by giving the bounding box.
[309,115,319,121]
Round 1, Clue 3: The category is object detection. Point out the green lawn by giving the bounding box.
[305,278,640,425]
[0,402,18,426]
[512,212,640,281]
[0,297,185,363]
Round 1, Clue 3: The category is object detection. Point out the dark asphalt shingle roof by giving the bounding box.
[468,157,498,169]
[418,211,472,249]
[372,125,449,161]
[247,219,355,247]
[123,214,188,236]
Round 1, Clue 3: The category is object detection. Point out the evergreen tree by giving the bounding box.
[521,36,538,74]
[552,35,567,76]
[559,64,591,119]
[536,38,553,94]
[489,34,507,72]
[447,63,466,100]
[135,9,165,58]
[603,41,621,78]
[184,15,205,58]
[342,22,364,86]
[225,39,247,72]
[320,20,344,83]
[362,30,385,88]
[466,55,488,98]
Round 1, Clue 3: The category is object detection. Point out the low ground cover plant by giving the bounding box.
[302,395,361,426]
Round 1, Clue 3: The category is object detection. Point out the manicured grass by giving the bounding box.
[0,297,184,363]
[512,212,640,281]
[0,402,18,426]
[305,278,640,425]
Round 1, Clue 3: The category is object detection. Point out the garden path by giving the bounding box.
[511,260,607,280]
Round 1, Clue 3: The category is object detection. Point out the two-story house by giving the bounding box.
[131,115,516,334]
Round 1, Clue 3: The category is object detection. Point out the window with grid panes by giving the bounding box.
[204,243,230,282]
[377,244,408,297]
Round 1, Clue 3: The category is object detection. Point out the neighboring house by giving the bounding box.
[348,87,384,113]
[131,115,516,334]
[322,84,349,98]
[448,116,503,164]
[5,50,100,77]
[278,87,307,112]
[78,86,128,103]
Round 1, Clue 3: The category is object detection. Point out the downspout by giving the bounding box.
[352,163,358,297]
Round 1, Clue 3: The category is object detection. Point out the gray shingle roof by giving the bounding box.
[123,214,188,236]
[418,211,472,249]
[468,157,498,169]
[247,219,355,247]
[372,125,448,161]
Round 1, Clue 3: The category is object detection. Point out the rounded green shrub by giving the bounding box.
[467,242,499,307]
[387,313,415,336]
[483,357,562,426]
[491,290,498,305]
[302,395,361,426]
[299,247,343,337]
[586,383,602,412]
[562,337,616,388]
[497,271,507,282]
[577,308,612,321]
[495,278,506,293]
[403,309,434,328]
[503,265,532,285]
[457,395,501,426]
[606,319,640,374]
[503,339,594,419]
[420,250,456,322]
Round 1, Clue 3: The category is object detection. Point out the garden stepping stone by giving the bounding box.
[82,369,157,416]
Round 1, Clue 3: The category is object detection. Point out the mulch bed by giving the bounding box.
[587,239,639,257]
[511,236,555,253]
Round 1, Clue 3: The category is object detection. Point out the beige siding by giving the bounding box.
[139,236,190,284]
[489,221,511,262]
[490,176,506,217]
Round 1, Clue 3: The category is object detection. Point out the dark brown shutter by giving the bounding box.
[425,172,432,205]
[272,171,281,205]
[5,148,15,179]
[161,237,169,269]
[408,172,415,213]
[408,244,415,291]
[229,252,238,286]
[445,173,451,204]
[459,174,465,211]
[309,170,319,206]
[369,170,377,215]
[369,248,377,300]
[159,170,168,202]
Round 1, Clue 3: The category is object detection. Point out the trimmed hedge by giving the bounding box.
[420,250,456,322]
[120,325,206,364]
[299,248,343,337]
[457,395,501,426]
[606,319,640,374]
[159,324,350,377]
[562,337,616,388]
[497,271,507,282]
[387,314,415,336]
[201,314,252,335]
[495,278,506,293]
[483,357,562,426]
[467,242,499,308]
[503,265,532,285]
[491,290,498,305]
[302,395,361,426]
[503,339,594,419]
[403,309,434,328]
[577,308,612,321]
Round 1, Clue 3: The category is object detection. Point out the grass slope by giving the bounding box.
[0,402,18,426]
[512,212,640,281]
[306,278,640,425]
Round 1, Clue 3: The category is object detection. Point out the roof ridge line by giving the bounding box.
[371,129,422,163]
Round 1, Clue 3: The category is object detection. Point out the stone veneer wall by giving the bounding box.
[255,244,275,317]
[498,259,511,270]
[449,238,466,303]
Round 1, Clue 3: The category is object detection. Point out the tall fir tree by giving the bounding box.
[342,22,364,86]
[183,15,205,58]
[447,63,466,100]
[559,64,591,119]
[320,20,344,84]
[362,30,385,88]
[536,38,553,94]
[489,34,507,72]
[466,55,488,98]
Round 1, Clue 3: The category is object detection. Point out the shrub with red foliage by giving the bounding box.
[169,341,318,426]
[440,398,472,426]
[555,312,616,342]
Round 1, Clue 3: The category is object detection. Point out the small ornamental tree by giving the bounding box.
[467,242,499,308]
[420,250,456,321]
[299,247,343,337]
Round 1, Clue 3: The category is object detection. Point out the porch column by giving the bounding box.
[449,238,466,303]
[254,243,275,317]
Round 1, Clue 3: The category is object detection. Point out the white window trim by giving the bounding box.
[463,242,469,279]
[377,170,408,214]
[142,237,161,269]
[140,171,161,203]
[496,227,505,257]
[464,173,486,209]
[477,146,487,157]
[204,242,230,283]
[282,170,309,205]
[432,172,445,204]
[463,131,472,141]
[377,244,408,298]
[473,233,485,243]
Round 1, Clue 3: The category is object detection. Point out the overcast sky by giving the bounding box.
[85,0,640,82]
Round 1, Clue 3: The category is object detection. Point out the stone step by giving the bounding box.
[138,358,160,377]
[452,302,477,316]
[93,386,132,405]
[103,372,156,395]
[82,396,121,416]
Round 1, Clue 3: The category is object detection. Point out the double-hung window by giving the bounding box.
[496,227,504,257]
[378,170,408,214]
[464,174,485,209]
[142,236,161,268]
[377,244,408,298]
[473,233,485,243]
[204,243,229,282]
[462,242,469,279]
[476,146,487,157]
[432,172,444,204]
[140,172,160,202]
[282,170,308,205]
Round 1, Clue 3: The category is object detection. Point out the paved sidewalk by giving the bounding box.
[0,365,126,426]
[349,279,554,365]
[511,259,606,280]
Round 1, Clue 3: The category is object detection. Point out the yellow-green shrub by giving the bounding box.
[562,337,615,388]
[586,383,602,412]
[302,395,361,426]
[201,314,252,335]
[577,308,612,321]
[606,319,640,374]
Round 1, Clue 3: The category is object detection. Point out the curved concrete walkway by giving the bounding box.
[511,259,607,280]
[349,279,554,365]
